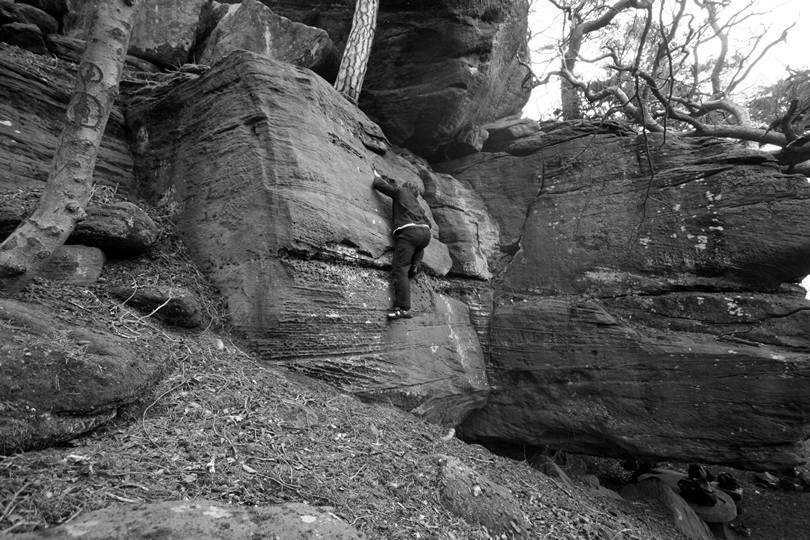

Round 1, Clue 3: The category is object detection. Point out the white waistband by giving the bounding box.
[393,223,430,233]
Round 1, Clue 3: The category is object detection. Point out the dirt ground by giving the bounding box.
[0,217,807,539]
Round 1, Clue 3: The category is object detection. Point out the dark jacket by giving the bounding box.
[372,176,430,231]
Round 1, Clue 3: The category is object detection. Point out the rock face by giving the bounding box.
[68,202,160,257]
[127,51,488,425]
[0,299,168,454]
[438,122,810,469]
[64,0,209,68]
[437,454,532,537]
[0,45,134,195]
[245,0,533,158]
[199,0,339,79]
[110,285,205,329]
[37,244,104,284]
[1,195,158,257]
[621,477,714,540]
[12,500,362,539]
[59,0,531,159]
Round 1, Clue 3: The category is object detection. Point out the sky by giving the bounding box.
[520,0,810,295]
[522,0,810,119]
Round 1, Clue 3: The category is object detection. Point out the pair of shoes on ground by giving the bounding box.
[387,307,412,320]
[678,463,719,506]
[678,477,717,506]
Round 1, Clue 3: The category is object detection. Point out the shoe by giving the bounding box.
[386,308,413,320]
[408,263,421,279]
[688,463,714,482]
[678,477,717,506]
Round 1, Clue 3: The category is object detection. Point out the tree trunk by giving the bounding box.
[560,78,583,120]
[334,0,379,104]
[0,0,138,282]
[560,24,584,120]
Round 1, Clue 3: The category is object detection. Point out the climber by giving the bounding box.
[372,167,431,320]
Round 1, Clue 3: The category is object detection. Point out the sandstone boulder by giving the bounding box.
[16,0,67,19]
[440,121,810,469]
[0,299,168,454]
[45,34,162,72]
[199,0,339,79]
[126,51,488,423]
[12,500,361,539]
[437,454,532,537]
[110,284,204,329]
[36,244,104,284]
[267,0,533,158]
[64,0,208,67]
[621,477,714,540]
[69,201,160,257]
[0,22,46,54]
[0,45,134,195]
[0,1,57,35]
[420,166,498,280]
[0,195,158,258]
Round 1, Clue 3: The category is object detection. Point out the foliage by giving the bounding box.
[748,69,810,129]
[529,0,810,169]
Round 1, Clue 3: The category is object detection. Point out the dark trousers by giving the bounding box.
[391,226,431,310]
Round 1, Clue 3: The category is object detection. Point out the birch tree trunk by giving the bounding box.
[0,0,138,282]
[334,0,379,104]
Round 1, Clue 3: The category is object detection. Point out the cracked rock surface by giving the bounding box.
[438,121,810,469]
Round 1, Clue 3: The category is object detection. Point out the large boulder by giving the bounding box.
[0,1,58,35]
[62,0,531,157]
[13,500,362,539]
[0,299,168,454]
[437,454,532,537]
[266,0,533,159]
[439,121,810,469]
[198,0,339,80]
[126,51,488,424]
[68,201,160,257]
[64,0,209,67]
[36,244,105,284]
[0,21,46,54]
[0,45,134,195]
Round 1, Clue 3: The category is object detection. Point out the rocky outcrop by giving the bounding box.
[219,0,533,158]
[0,1,57,34]
[56,0,531,158]
[437,454,532,537]
[12,500,362,539]
[110,285,205,329]
[198,0,339,80]
[126,51,489,425]
[37,244,104,284]
[64,0,209,68]
[420,166,499,280]
[0,193,158,258]
[0,299,169,454]
[622,477,714,540]
[0,45,134,195]
[68,201,160,257]
[439,121,810,469]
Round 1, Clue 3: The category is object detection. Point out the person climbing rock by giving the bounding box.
[372,167,431,320]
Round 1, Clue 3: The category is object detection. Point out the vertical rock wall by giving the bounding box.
[127,51,488,425]
[437,122,810,469]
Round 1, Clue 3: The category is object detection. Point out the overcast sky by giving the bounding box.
[523,0,810,119]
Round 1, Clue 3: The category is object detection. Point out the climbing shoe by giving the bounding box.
[408,263,421,279]
[678,477,718,506]
[688,463,715,482]
[387,308,413,320]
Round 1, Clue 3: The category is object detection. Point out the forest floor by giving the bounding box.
[0,216,808,539]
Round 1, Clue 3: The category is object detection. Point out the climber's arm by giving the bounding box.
[372,169,397,198]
